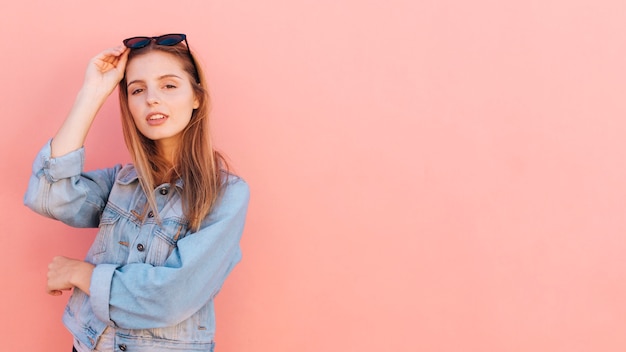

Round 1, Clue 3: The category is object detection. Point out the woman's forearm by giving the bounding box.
[50,87,110,158]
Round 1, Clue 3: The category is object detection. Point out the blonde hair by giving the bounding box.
[118,40,228,232]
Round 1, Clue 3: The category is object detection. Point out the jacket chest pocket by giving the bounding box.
[145,220,187,266]
[88,207,122,261]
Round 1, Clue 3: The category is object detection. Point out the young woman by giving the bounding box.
[24,34,249,352]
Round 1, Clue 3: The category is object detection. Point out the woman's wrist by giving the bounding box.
[76,84,113,107]
[70,261,95,296]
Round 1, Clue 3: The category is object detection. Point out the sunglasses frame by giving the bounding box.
[123,33,200,84]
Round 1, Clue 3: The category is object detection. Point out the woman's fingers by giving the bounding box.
[81,45,130,95]
[91,46,129,73]
[46,256,94,296]
[46,256,74,294]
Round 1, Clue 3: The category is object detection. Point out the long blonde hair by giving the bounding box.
[118,40,227,232]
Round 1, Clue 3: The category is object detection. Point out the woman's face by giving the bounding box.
[125,50,199,152]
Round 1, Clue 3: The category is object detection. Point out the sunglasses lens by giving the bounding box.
[155,34,185,46]
[123,37,151,49]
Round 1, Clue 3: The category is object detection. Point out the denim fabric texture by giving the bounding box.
[25,141,249,352]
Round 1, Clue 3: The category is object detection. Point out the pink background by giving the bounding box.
[2,0,626,351]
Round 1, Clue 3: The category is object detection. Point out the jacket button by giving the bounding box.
[147,211,154,218]
[159,188,168,195]
[137,243,145,252]
[119,344,127,351]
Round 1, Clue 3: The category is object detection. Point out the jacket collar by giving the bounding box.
[116,164,184,189]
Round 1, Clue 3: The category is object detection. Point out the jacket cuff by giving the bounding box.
[38,140,85,182]
[90,263,118,326]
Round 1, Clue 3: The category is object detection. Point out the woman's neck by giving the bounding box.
[155,139,180,166]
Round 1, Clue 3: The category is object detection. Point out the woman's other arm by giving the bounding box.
[46,256,95,296]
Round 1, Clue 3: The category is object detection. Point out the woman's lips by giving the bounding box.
[146,113,168,126]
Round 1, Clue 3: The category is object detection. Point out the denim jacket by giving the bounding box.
[24,141,250,352]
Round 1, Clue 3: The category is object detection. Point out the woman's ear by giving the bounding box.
[193,95,200,109]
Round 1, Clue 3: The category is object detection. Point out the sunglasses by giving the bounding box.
[123,33,200,83]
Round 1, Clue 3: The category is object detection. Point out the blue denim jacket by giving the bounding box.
[24,141,250,351]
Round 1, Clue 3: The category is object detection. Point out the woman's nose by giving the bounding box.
[146,90,160,105]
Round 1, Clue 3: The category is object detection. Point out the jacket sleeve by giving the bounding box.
[89,176,250,329]
[23,140,120,228]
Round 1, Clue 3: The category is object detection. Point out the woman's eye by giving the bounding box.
[130,88,143,95]
[165,84,177,89]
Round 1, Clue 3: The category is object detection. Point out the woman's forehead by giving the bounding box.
[126,51,187,80]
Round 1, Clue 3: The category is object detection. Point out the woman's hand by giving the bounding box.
[47,256,95,296]
[82,45,130,98]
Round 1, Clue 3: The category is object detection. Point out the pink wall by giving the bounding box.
[2,0,626,351]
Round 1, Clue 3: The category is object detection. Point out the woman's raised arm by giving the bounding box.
[51,46,129,158]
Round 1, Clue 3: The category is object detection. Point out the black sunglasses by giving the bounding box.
[123,33,200,83]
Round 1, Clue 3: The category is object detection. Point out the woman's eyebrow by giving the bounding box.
[127,74,183,87]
